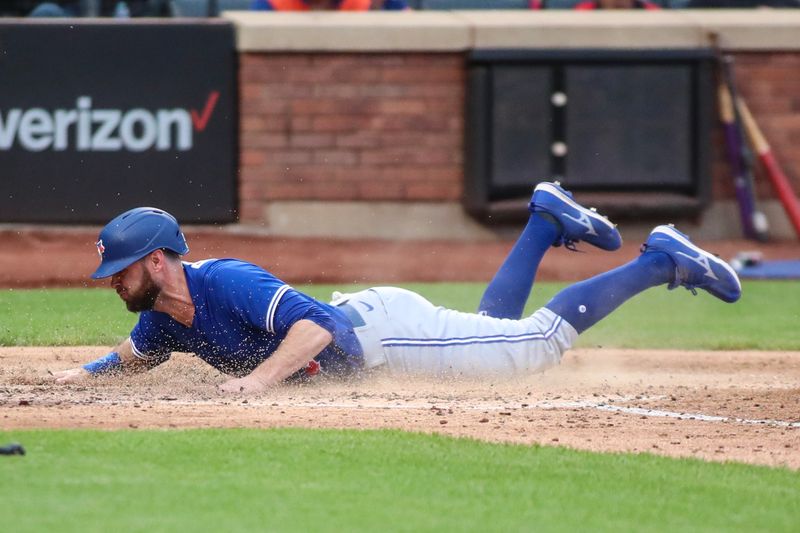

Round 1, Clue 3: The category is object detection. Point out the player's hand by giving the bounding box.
[50,367,91,384]
[218,376,268,395]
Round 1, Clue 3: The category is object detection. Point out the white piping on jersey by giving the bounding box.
[381,316,563,348]
[130,338,149,360]
[266,284,291,333]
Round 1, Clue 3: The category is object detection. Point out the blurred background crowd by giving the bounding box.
[2,0,798,18]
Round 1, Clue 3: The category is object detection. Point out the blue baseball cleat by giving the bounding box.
[530,181,622,251]
[642,224,742,303]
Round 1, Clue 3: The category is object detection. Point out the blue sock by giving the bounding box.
[545,252,675,334]
[478,213,559,319]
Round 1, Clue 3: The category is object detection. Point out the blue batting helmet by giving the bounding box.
[91,207,189,279]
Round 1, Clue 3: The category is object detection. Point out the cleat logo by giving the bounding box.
[676,251,718,280]
[562,211,598,237]
[96,239,105,259]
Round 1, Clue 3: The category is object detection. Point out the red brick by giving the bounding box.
[264,184,310,200]
[240,98,289,115]
[241,150,267,167]
[239,181,266,200]
[403,84,463,99]
[241,116,268,132]
[290,116,313,131]
[424,167,463,183]
[403,54,462,68]
[333,167,390,182]
[290,100,347,115]
[423,100,465,115]
[405,182,461,200]
[297,183,358,201]
[370,115,451,132]
[329,67,382,84]
[310,54,364,68]
[358,181,405,200]
[289,133,335,149]
[359,149,411,166]
[241,133,289,149]
[265,151,313,166]
[240,166,272,183]
[376,132,459,148]
[356,85,406,99]
[237,199,264,222]
[381,67,463,84]
[243,54,313,70]
[240,85,265,101]
[376,100,429,115]
[312,115,366,132]
[336,133,381,149]
[260,84,315,99]
[280,166,339,183]
[312,84,362,99]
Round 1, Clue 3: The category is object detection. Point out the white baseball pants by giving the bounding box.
[332,287,577,378]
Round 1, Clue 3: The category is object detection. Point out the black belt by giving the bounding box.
[337,302,366,328]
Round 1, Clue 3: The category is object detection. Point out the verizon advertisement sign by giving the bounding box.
[0,93,219,152]
[0,23,236,223]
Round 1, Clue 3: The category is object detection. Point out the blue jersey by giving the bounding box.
[129,259,363,378]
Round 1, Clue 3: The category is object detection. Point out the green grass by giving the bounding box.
[1,429,798,533]
[2,281,799,349]
[0,288,137,346]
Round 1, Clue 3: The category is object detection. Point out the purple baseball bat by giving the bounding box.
[718,85,757,239]
[719,56,769,241]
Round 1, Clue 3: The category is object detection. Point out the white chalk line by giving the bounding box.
[275,397,799,429]
[250,396,800,429]
[536,400,800,429]
[18,393,800,429]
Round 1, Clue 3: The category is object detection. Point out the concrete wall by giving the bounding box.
[226,11,800,240]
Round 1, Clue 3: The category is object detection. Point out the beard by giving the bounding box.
[123,269,161,313]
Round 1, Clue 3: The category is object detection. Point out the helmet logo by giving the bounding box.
[96,239,105,259]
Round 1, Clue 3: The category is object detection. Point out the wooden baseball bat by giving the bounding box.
[717,80,758,239]
[720,56,770,242]
[737,98,800,239]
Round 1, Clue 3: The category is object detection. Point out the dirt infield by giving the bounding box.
[2,347,798,470]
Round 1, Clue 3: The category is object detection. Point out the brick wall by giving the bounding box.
[239,51,800,224]
[713,53,800,200]
[239,53,465,223]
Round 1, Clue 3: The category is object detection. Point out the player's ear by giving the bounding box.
[147,249,167,272]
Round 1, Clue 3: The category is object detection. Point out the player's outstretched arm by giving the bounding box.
[218,320,333,395]
[50,338,154,384]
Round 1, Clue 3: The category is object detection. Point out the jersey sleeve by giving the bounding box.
[272,289,336,337]
[206,262,336,337]
[129,312,178,366]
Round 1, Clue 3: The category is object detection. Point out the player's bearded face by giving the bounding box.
[113,262,161,312]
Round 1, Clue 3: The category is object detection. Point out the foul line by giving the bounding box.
[281,397,800,429]
[536,400,800,429]
[41,394,800,429]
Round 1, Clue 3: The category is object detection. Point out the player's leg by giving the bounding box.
[478,182,622,319]
[476,212,558,320]
[545,224,741,334]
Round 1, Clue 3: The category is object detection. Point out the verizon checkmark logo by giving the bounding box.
[0,91,222,152]
[191,91,220,132]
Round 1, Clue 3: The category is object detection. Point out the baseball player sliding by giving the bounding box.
[51,182,741,393]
